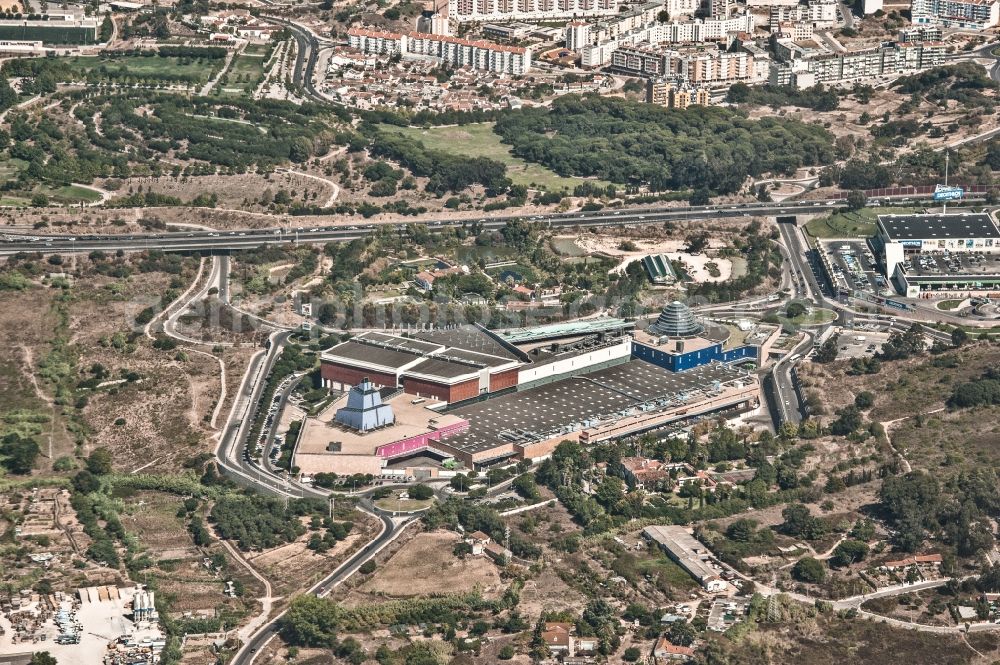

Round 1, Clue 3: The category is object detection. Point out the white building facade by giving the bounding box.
[448,0,620,23]
[347,27,533,73]
[911,0,1000,28]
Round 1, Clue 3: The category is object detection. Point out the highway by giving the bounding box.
[0,199,898,256]
[263,16,329,104]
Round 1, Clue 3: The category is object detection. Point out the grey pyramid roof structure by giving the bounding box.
[335,379,395,432]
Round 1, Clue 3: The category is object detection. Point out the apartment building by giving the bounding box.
[579,13,754,65]
[448,0,619,23]
[347,27,533,73]
[773,20,814,39]
[565,20,591,49]
[416,11,452,35]
[647,78,712,107]
[769,39,944,84]
[611,42,752,83]
[898,25,943,41]
[589,0,665,44]
[911,0,999,28]
[612,43,668,75]
[713,0,733,15]
[346,27,404,55]
[768,0,838,28]
[671,48,753,84]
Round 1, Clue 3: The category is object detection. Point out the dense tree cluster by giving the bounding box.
[792,556,826,583]
[0,432,39,474]
[726,82,840,112]
[493,96,835,194]
[278,588,518,647]
[879,469,999,554]
[893,63,998,108]
[423,498,541,559]
[70,491,124,566]
[949,366,1000,408]
[209,495,330,550]
[813,333,841,363]
[878,323,926,361]
[366,129,511,195]
[0,93,348,197]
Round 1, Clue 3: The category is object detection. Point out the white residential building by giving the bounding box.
[769,0,838,28]
[416,12,451,35]
[580,13,754,66]
[448,0,620,23]
[768,39,945,84]
[347,27,533,73]
[565,20,591,49]
[911,0,1000,28]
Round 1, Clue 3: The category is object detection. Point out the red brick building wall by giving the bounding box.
[321,361,397,389]
[488,368,519,392]
[402,376,479,403]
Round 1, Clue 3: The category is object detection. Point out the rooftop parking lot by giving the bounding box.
[901,251,1000,277]
[444,361,746,455]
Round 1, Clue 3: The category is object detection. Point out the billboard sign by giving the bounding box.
[933,185,964,201]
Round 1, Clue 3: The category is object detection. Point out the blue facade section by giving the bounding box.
[631,341,757,372]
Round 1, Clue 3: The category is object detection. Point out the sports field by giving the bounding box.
[380,122,611,191]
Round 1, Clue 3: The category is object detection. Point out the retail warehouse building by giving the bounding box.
[874,213,1000,296]
[299,304,774,475]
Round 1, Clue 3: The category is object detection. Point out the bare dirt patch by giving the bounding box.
[357,529,504,598]
[245,510,381,597]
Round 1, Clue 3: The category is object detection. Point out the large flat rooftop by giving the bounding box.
[643,525,720,583]
[879,213,1000,241]
[407,356,481,381]
[902,251,1000,279]
[323,330,519,378]
[323,339,421,371]
[442,360,745,455]
[414,326,521,361]
[497,317,633,345]
[357,331,443,355]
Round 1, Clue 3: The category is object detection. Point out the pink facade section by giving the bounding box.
[376,420,470,458]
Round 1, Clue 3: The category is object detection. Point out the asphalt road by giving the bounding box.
[211,327,413,665]
[230,508,409,665]
[0,199,869,256]
[263,15,328,104]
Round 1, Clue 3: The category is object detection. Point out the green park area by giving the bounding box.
[805,206,922,239]
[50,54,222,84]
[379,122,611,191]
[374,492,435,513]
[787,307,838,325]
[217,49,270,97]
[0,159,102,205]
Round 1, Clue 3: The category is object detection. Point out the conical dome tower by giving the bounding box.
[649,301,704,337]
